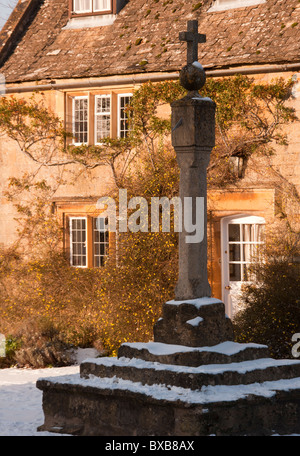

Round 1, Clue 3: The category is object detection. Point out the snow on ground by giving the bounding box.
[0,348,100,436]
[0,364,79,436]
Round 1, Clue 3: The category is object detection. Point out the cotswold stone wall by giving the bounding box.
[0,89,114,247]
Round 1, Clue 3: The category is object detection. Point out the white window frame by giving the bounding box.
[95,94,111,144]
[226,216,265,283]
[70,92,133,144]
[208,0,266,12]
[72,96,89,145]
[117,93,132,138]
[221,214,265,317]
[73,0,111,13]
[69,216,109,268]
[93,216,109,267]
[70,216,88,268]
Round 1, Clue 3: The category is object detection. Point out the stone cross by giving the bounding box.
[179,20,206,65]
[171,20,215,300]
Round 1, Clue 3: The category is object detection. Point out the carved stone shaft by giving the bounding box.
[171,92,216,300]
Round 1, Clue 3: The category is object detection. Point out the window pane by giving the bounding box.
[95,96,111,142]
[94,0,111,11]
[73,0,92,12]
[70,218,87,267]
[257,224,265,243]
[96,96,110,113]
[229,243,240,261]
[73,98,88,144]
[96,116,110,140]
[93,217,109,268]
[229,263,241,281]
[73,256,79,266]
[242,224,253,242]
[229,224,240,242]
[227,220,265,283]
[119,95,132,138]
[243,243,253,263]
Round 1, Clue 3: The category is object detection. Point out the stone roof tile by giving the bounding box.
[0,0,300,83]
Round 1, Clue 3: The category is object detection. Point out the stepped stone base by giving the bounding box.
[118,340,270,366]
[37,373,300,436]
[36,298,300,436]
[80,354,300,389]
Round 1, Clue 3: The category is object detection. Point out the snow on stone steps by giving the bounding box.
[165,297,224,308]
[81,355,300,376]
[120,340,268,356]
[118,340,271,367]
[36,372,300,406]
[79,354,300,389]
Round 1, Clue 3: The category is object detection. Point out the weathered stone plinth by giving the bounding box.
[37,298,300,436]
[153,298,234,347]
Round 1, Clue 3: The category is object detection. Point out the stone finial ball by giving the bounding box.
[179,62,206,91]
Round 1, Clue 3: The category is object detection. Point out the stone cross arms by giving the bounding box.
[179,20,206,65]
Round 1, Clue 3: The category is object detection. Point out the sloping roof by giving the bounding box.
[0,0,300,83]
